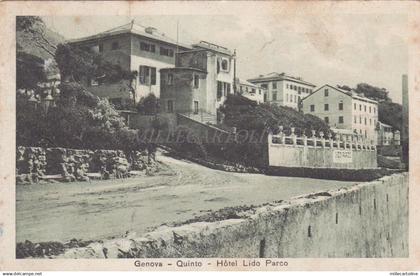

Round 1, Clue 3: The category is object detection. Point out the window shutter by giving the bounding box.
[151,68,156,85]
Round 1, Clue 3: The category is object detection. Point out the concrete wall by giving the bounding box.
[58,173,408,258]
[268,143,377,169]
[129,113,178,132]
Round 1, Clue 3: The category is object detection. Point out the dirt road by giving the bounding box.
[16,154,358,243]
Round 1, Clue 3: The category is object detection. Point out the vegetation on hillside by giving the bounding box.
[16,16,152,153]
[220,94,332,137]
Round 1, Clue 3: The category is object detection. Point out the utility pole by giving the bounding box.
[176,20,179,54]
[233,49,237,94]
[401,74,409,168]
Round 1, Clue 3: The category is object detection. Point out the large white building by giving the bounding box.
[235,78,265,104]
[67,21,191,107]
[301,84,379,144]
[247,72,316,110]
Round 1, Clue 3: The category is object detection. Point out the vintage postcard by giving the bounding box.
[0,0,419,272]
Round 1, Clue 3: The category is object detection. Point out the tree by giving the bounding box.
[55,43,138,105]
[378,101,403,131]
[16,51,46,90]
[337,84,352,91]
[16,16,57,58]
[355,83,390,102]
[137,93,159,115]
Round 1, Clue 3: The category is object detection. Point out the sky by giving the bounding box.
[43,14,408,103]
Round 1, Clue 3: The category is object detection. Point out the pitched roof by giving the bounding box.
[248,72,316,87]
[235,78,265,89]
[301,84,378,104]
[67,21,191,49]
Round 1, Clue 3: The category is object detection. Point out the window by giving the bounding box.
[286,84,289,89]
[167,100,174,113]
[324,104,329,111]
[359,116,362,124]
[354,116,357,123]
[217,81,223,99]
[273,91,277,101]
[167,73,173,85]
[286,94,289,102]
[364,117,367,125]
[298,96,301,102]
[261,83,268,89]
[139,66,156,85]
[140,42,155,53]
[272,82,277,89]
[98,43,104,53]
[193,74,199,88]
[339,116,344,124]
[324,117,329,124]
[370,118,372,125]
[217,81,230,99]
[364,105,367,112]
[111,41,120,50]
[160,47,174,57]
[251,88,256,94]
[373,107,376,114]
[369,106,371,113]
[359,104,362,111]
[338,102,343,111]
[294,95,297,103]
[194,101,199,114]
[324,89,329,97]
[221,58,229,71]
[354,103,356,110]
[310,104,315,112]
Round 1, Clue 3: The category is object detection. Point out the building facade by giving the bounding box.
[301,84,379,144]
[247,72,316,110]
[67,21,191,106]
[235,78,265,104]
[377,122,400,146]
[160,41,236,124]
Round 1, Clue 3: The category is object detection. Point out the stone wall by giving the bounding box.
[56,172,408,258]
[16,146,157,184]
[268,133,378,169]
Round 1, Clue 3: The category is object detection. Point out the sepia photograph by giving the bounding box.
[0,1,416,272]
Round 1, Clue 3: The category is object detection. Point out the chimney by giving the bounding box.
[145,27,157,34]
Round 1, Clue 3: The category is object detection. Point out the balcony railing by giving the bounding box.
[269,126,376,151]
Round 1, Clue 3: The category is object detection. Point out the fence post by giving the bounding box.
[279,126,285,144]
[291,127,297,145]
[320,131,325,148]
[303,134,308,147]
[328,133,333,148]
[311,130,316,147]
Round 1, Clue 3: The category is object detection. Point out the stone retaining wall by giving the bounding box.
[16,146,157,184]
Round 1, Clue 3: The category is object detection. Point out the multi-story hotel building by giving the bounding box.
[160,41,236,124]
[67,21,191,107]
[301,84,379,144]
[247,72,316,110]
